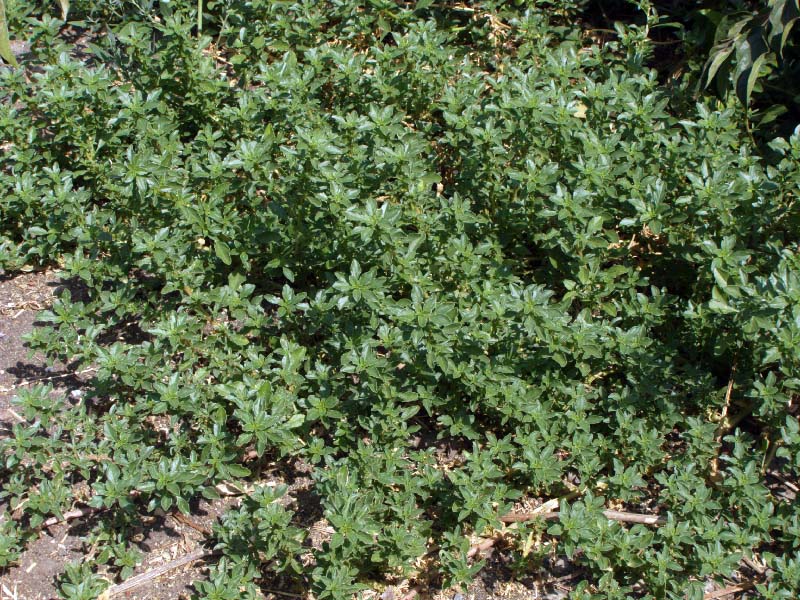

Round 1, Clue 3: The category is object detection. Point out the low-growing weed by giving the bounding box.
[1,1,799,599]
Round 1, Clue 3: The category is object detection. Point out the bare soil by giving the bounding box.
[0,269,63,420]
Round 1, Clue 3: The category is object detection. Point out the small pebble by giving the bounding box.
[69,389,84,400]
[454,594,464,600]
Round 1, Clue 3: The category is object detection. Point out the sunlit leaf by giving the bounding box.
[0,0,18,68]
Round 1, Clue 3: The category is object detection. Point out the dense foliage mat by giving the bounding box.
[1,1,800,598]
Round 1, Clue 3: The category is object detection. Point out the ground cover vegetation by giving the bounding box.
[1,0,799,598]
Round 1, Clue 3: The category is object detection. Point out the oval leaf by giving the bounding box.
[214,240,232,265]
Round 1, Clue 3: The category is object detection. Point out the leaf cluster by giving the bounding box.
[0,2,799,599]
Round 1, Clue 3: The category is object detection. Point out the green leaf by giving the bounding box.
[214,240,232,265]
[0,0,18,68]
[703,42,734,88]
[742,52,770,107]
[56,0,69,20]
[768,0,800,56]
[708,296,738,314]
[176,496,190,515]
[734,27,769,105]
[286,413,304,429]
[226,464,251,478]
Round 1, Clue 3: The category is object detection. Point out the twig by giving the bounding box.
[261,589,304,599]
[547,571,584,585]
[717,362,737,435]
[470,506,666,557]
[0,366,98,394]
[466,537,496,559]
[741,556,767,576]
[710,362,738,482]
[499,509,666,526]
[429,3,475,12]
[761,437,781,475]
[171,511,212,536]
[5,408,25,423]
[42,506,99,528]
[597,510,668,525]
[496,497,565,524]
[0,300,44,314]
[100,547,213,598]
[498,511,557,523]
[468,490,580,557]
[702,581,755,599]
[767,469,800,493]
[213,480,251,496]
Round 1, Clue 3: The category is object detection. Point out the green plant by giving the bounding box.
[0,0,16,67]
[0,1,799,598]
[57,562,109,600]
[703,0,800,105]
[0,0,69,66]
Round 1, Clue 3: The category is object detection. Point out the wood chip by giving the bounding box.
[100,547,213,598]
[702,581,755,599]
